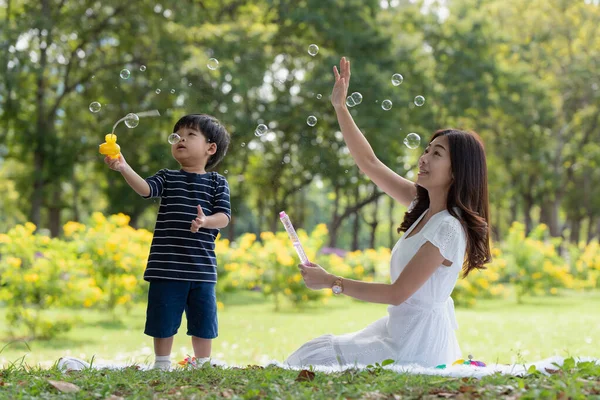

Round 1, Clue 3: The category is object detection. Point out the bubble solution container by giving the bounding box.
[279,211,309,265]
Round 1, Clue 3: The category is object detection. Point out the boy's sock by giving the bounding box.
[153,355,171,370]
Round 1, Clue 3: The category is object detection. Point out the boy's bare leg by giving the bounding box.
[191,336,211,358]
[154,336,174,356]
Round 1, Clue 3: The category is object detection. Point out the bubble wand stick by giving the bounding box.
[99,109,161,159]
[279,211,310,265]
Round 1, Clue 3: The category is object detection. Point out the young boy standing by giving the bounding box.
[105,114,231,370]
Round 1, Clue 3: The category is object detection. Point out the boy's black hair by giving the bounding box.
[173,114,230,170]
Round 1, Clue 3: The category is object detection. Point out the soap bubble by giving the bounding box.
[351,92,363,105]
[316,94,322,99]
[414,95,425,106]
[346,96,356,107]
[89,101,101,113]
[391,73,403,86]
[140,65,147,72]
[170,89,176,94]
[124,113,139,128]
[155,89,161,94]
[308,44,319,56]
[403,133,421,149]
[188,83,192,87]
[120,69,130,79]
[168,133,181,144]
[207,58,219,70]
[255,124,268,137]
[307,115,317,126]
[224,170,228,174]
[241,142,246,147]
[381,100,393,110]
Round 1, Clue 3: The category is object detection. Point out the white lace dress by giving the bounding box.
[285,208,467,368]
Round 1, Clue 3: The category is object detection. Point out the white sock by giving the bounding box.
[155,355,171,363]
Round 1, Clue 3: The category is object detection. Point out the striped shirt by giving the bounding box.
[142,169,231,282]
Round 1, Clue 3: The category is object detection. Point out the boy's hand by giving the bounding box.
[104,154,128,172]
[331,57,351,110]
[191,205,207,233]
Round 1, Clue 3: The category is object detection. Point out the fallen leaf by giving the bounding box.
[429,388,458,398]
[295,369,316,382]
[458,385,475,393]
[545,368,560,375]
[48,380,81,393]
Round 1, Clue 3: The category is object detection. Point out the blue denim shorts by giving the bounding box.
[144,280,218,339]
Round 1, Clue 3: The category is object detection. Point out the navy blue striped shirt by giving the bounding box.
[142,169,231,282]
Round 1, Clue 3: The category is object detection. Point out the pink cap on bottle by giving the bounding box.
[279,211,286,218]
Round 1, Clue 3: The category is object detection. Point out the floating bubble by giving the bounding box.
[140,65,146,72]
[89,101,101,113]
[307,115,317,126]
[168,133,181,144]
[316,94,322,99]
[414,95,425,106]
[346,96,356,107]
[351,92,363,105]
[124,113,139,128]
[155,89,161,94]
[170,89,176,94]
[255,124,268,137]
[241,142,246,147]
[188,83,192,87]
[403,132,421,149]
[308,44,319,56]
[224,169,228,174]
[381,99,393,110]
[392,73,403,86]
[120,69,130,79]
[207,58,219,70]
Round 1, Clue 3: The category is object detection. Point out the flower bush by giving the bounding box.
[1,215,599,339]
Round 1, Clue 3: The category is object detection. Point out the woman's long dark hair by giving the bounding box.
[398,129,491,277]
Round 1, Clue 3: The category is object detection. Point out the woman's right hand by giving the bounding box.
[104,154,128,172]
[331,57,351,110]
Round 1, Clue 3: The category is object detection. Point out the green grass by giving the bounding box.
[1,291,600,368]
[1,292,599,399]
[0,356,599,399]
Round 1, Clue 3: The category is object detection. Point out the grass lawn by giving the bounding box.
[1,290,599,368]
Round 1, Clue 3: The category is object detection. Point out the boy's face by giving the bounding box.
[171,126,217,168]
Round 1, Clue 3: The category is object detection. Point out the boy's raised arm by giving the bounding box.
[104,154,151,197]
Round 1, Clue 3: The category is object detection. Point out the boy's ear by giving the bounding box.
[207,143,217,155]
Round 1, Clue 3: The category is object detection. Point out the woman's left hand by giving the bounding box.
[298,262,336,290]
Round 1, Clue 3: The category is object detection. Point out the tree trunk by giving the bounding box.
[30,0,52,229]
[369,200,378,249]
[523,192,533,235]
[388,196,395,249]
[586,216,596,244]
[351,211,360,250]
[328,185,342,248]
[569,216,582,244]
[351,186,360,250]
[510,198,518,227]
[48,185,62,237]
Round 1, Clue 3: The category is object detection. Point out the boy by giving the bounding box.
[105,114,231,370]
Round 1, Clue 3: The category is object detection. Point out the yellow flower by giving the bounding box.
[23,273,39,283]
[24,222,37,233]
[217,301,224,311]
[7,257,22,268]
[0,233,11,243]
[284,288,292,296]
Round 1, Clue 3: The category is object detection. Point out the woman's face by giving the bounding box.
[416,135,453,191]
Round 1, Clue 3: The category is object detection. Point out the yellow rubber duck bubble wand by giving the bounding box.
[99,110,161,159]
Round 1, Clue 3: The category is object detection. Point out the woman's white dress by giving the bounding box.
[285,208,467,368]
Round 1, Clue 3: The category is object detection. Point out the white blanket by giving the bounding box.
[57,355,599,378]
